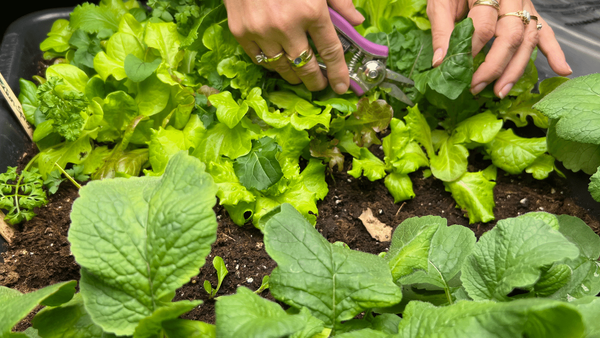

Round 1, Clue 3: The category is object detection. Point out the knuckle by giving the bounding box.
[506,28,525,51]
[525,29,539,46]
[272,60,292,73]
[476,20,496,42]
[318,44,344,63]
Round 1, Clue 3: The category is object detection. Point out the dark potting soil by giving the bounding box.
[2,146,599,330]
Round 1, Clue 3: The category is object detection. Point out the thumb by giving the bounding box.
[427,1,455,67]
[328,0,365,26]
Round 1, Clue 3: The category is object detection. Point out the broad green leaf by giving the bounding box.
[45,64,89,93]
[148,127,188,175]
[268,91,322,116]
[546,120,600,175]
[18,79,39,125]
[386,216,442,281]
[461,217,580,301]
[549,215,600,300]
[136,74,171,116]
[37,130,95,178]
[246,88,289,129]
[454,111,502,144]
[397,299,585,338]
[485,129,547,175]
[443,171,495,224]
[69,152,218,335]
[413,18,474,100]
[162,319,216,338]
[32,293,105,338]
[193,122,253,162]
[572,297,600,338]
[290,107,332,131]
[94,51,127,81]
[0,281,76,336]
[533,73,600,144]
[516,211,559,231]
[233,137,284,191]
[144,22,182,69]
[207,158,255,207]
[210,91,249,128]
[298,159,328,200]
[103,90,138,132]
[533,264,572,297]
[124,54,162,82]
[400,224,476,302]
[382,118,411,165]
[263,204,403,328]
[40,19,73,53]
[70,3,119,34]
[133,301,202,338]
[525,154,556,180]
[290,308,327,338]
[384,172,415,203]
[314,97,358,114]
[215,287,306,338]
[430,138,468,182]
[348,148,387,181]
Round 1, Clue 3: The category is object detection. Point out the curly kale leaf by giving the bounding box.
[37,77,89,141]
[0,167,48,225]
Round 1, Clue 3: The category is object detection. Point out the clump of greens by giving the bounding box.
[4,202,600,337]
[0,166,47,225]
[533,73,600,203]
[13,0,583,227]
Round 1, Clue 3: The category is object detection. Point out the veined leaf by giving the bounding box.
[234,137,283,191]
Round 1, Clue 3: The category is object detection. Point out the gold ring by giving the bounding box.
[499,10,532,25]
[255,52,267,64]
[286,48,314,68]
[265,51,284,63]
[473,0,499,11]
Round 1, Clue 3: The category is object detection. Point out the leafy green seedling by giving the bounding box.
[254,275,270,294]
[0,166,48,225]
[204,256,229,298]
[44,164,89,193]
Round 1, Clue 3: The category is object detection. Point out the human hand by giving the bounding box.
[224,0,364,94]
[427,0,572,98]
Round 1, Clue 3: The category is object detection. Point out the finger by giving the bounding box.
[471,0,526,95]
[255,40,302,85]
[467,0,498,56]
[308,11,349,94]
[530,7,572,76]
[328,0,365,26]
[284,43,328,92]
[494,6,539,98]
[427,0,457,67]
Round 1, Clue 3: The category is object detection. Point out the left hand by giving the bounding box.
[428,0,572,98]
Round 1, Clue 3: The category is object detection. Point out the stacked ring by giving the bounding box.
[255,52,267,64]
[286,48,314,68]
[498,10,532,25]
[265,51,285,63]
[472,0,500,11]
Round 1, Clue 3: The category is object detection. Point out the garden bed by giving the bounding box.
[2,146,598,330]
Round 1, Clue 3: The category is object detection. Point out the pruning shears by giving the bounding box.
[323,7,415,106]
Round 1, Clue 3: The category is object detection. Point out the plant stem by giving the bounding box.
[54,162,81,189]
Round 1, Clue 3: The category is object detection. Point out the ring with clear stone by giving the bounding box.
[498,10,533,25]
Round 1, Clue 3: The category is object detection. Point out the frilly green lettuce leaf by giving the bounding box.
[443,171,495,224]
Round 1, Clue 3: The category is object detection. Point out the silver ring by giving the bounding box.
[255,52,267,64]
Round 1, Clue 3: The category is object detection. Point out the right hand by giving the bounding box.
[224,0,364,94]
[427,0,571,98]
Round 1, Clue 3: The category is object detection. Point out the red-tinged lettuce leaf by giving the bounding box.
[344,97,393,147]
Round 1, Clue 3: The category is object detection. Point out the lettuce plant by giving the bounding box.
[204,256,229,299]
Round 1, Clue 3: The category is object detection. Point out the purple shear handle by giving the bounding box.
[349,79,365,96]
[327,7,389,58]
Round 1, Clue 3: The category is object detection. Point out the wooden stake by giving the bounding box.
[0,211,14,245]
[0,72,33,140]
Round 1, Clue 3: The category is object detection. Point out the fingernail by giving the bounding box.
[432,49,444,67]
[356,10,365,22]
[334,82,348,94]
[567,62,573,74]
[471,82,487,95]
[499,83,513,99]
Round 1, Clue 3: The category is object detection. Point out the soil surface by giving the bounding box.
[2,145,599,330]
